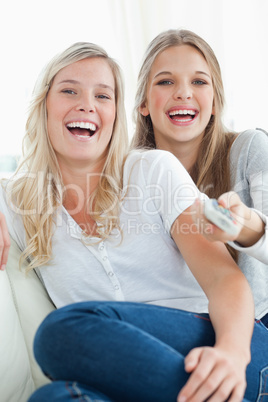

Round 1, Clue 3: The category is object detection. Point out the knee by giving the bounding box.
[28,383,60,402]
[34,302,115,353]
[28,381,82,402]
[33,301,125,363]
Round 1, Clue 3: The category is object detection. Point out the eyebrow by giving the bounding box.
[153,70,211,79]
[195,70,211,78]
[56,79,114,91]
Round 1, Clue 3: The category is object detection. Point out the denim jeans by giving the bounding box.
[29,381,114,401]
[29,302,268,402]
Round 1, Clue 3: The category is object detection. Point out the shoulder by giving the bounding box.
[125,148,178,164]
[124,149,185,174]
[231,128,268,163]
[230,129,268,180]
[123,149,196,192]
[232,128,268,152]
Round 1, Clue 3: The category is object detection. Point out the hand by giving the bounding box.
[191,192,265,247]
[177,346,247,402]
[0,212,10,270]
[191,192,245,243]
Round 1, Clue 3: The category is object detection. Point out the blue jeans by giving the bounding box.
[29,381,114,401]
[29,302,268,402]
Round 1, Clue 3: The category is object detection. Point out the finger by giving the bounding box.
[1,239,10,268]
[0,231,5,270]
[208,375,246,402]
[178,348,215,401]
[218,191,240,209]
[0,214,11,270]
[227,381,247,402]
[192,366,232,402]
[206,224,238,243]
[184,347,203,372]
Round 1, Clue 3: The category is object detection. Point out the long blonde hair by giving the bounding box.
[132,29,237,259]
[6,42,128,270]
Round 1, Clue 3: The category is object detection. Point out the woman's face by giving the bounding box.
[141,45,214,152]
[46,57,116,171]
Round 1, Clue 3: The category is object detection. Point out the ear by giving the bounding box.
[139,101,150,117]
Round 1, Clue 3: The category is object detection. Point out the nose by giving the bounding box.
[174,82,192,101]
[76,93,95,113]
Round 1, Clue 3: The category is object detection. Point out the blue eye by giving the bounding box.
[62,89,76,95]
[97,94,110,99]
[192,80,206,85]
[157,80,173,86]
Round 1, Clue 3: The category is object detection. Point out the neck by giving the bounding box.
[156,135,203,172]
[171,147,198,172]
[59,158,106,213]
[156,140,200,173]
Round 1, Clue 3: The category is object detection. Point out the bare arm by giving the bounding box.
[171,207,254,402]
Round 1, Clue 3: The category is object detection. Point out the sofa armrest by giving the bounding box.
[1,238,56,401]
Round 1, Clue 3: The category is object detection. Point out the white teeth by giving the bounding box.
[169,110,196,116]
[67,122,97,131]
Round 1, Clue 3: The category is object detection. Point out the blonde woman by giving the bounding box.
[0,42,258,402]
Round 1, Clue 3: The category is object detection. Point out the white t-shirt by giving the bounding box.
[1,150,210,312]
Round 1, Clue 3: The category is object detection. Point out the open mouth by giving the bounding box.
[66,121,97,138]
[168,109,198,123]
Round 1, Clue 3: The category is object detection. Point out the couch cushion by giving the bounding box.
[3,238,56,401]
[0,268,35,402]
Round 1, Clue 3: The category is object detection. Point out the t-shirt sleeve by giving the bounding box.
[124,150,203,233]
[229,129,268,263]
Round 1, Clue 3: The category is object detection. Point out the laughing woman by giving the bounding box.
[132,28,268,401]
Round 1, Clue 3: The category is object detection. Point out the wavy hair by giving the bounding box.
[132,29,237,259]
[6,42,128,270]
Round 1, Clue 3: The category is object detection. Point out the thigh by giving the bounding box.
[28,381,114,402]
[58,301,216,354]
[245,321,268,402]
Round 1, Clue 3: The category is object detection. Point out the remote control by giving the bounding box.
[204,199,240,236]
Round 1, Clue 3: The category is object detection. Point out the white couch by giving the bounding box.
[1,238,55,402]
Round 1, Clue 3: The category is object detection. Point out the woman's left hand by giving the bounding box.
[177,345,248,402]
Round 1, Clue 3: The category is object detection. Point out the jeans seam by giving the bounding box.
[65,381,93,401]
[257,366,268,402]
[193,314,211,321]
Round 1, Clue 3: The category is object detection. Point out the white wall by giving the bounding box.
[0,0,267,163]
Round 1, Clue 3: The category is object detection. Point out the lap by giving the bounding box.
[36,301,268,402]
[50,301,216,354]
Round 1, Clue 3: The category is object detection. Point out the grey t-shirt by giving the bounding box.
[229,129,268,319]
